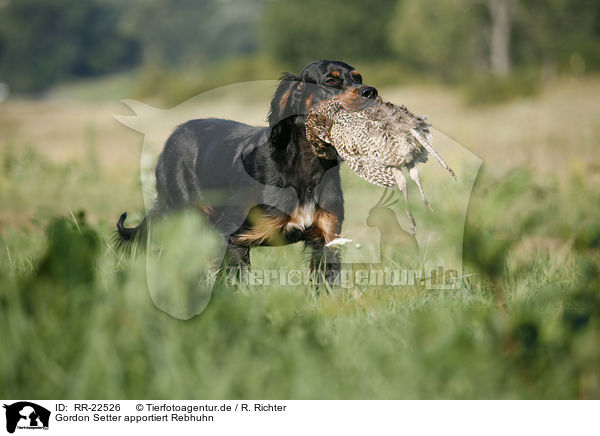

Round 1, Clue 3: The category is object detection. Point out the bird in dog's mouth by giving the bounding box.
[306,85,455,235]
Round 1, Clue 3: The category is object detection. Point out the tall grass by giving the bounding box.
[1,145,599,399]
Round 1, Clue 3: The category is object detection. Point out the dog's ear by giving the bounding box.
[268,73,305,127]
[268,73,308,150]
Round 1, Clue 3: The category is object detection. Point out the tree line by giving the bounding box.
[0,0,598,93]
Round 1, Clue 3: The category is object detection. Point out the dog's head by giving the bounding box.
[268,60,378,149]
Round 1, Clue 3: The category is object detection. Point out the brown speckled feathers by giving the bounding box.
[306,89,455,234]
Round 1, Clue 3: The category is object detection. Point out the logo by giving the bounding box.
[3,402,50,434]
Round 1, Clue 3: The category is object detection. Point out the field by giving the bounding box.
[1,76,600,399]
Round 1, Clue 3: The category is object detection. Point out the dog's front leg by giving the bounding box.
[305,233,341,286]
[217,241,250,286]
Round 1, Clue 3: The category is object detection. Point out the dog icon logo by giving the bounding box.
[3,402,50,434]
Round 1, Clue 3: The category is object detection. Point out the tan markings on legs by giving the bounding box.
[231,210,288,246]
[312,209,340,244]
[233,207,338,246]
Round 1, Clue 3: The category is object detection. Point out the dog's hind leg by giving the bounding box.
[154,126,207,213]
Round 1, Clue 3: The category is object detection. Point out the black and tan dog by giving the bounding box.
[116,60,378,283]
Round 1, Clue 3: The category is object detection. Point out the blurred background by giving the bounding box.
[1,0,599,102]
[1,0,600,399]
[1,0,599,174]
[1,0,599,229]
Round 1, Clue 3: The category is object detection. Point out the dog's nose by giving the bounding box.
[360,86,378,99]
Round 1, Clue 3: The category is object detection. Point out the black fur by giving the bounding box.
[116,60,377,283]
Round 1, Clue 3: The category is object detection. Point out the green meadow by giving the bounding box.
[1,76,599,399]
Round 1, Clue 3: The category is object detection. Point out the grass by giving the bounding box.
[1,77,600,399]
[461,69,541,105]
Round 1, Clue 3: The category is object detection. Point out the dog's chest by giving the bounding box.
[285,203,316,231]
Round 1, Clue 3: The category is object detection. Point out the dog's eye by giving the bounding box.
[325,78,337,85]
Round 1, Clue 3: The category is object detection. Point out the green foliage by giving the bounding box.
[388,0,600,79]
[145,211,222,319]
[462,70,540,105]
[1,144,600,398]
[389,0,482,81]
[262,0,397,71]
[512,0,600,72]
[133,54,282,106]
[33,214,100,288]
[2,0,600,102]
[0,0,140,93]
[120,0,264,67]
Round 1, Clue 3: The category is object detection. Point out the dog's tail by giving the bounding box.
[114,212,147,249]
